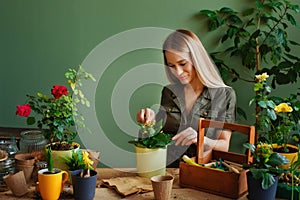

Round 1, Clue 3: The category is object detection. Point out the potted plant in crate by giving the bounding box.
[37,146,69,200]
[16,66,95,170]
[250,73,300,168]
[128,120,173,178]
[243,142,289,200]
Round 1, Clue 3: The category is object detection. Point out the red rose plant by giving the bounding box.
[16,66,95,149]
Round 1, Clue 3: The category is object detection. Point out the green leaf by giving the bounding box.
[276,73,290,85]
[250,29,260,39]
[258,101,267,108]
[289,4,299,13]
[227,15,242,24]
[250,168,266,180]
[265,86,272,94]
[278,61,293,69]
[243,143,255,153]
[219,7,236,14]
[227,26,238,38]
[266,100,276,109]
[208,18,218,31]
[267,109,276,120]
[256,1,264,9]
[268,152,290,167]
[221,34,228,43]
[27,117,36,125]
[262,173,276,190]
[199,10,216,17]
[286,13,297,26]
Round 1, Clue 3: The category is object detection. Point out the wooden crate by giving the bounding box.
[179,119,255,199]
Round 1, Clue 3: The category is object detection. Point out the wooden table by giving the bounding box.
[0,168,250,200]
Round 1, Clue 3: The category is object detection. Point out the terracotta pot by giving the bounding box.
[14,153,35,166]
[151,175,174,200]
[3,171,28,197]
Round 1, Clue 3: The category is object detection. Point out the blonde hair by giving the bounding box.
[163,29,228,88]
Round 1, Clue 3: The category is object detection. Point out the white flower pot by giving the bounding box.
[135,146,167,178]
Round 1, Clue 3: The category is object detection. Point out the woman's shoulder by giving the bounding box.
[162,84,183,95]
[208,86,236,98]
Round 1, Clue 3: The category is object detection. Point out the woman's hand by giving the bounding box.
[172,127,199,146]
[136,108,155,124]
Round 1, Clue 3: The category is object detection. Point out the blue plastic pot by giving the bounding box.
[71,169,97,200]
[247,171,278,200]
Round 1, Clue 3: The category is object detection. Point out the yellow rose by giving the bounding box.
[274,103,293,113]
[255,73,269,82]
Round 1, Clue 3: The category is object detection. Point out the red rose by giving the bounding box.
[51,85,68,99]
[16,104,31,117]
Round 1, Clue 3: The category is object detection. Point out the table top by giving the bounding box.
[1,168,250,200]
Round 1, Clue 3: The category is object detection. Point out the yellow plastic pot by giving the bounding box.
[272,144,299,169]
[37,168,68,200]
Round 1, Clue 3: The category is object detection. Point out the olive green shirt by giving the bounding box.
[156,84,237,166]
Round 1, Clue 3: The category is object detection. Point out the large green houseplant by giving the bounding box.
[199,0,300,129]
[200,0,300,86]
[16,66,95,150]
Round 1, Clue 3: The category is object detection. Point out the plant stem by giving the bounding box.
[47,146,53,173]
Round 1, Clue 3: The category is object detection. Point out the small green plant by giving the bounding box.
[243,142,289,189]
[47,145,54,173]
[62,149,94,171]
[128,120,173,149]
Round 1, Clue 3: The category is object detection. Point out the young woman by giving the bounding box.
[136,29,236,167]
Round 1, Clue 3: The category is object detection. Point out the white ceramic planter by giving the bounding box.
[135,146,167,178]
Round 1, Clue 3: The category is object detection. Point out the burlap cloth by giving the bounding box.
[101,176,153,196]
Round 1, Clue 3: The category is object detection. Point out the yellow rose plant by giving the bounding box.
[250,73,300,152]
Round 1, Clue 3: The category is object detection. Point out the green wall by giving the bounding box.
[1,0,300,167]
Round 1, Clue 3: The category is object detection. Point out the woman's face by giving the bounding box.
[165,50,198,85]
